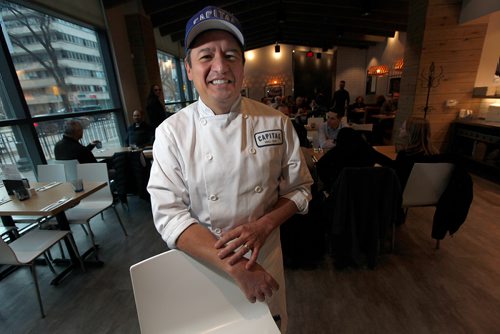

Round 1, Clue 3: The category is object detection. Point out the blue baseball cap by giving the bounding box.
[184,6,244,51]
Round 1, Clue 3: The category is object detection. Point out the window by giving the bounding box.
[1,1,116,117]
[0,0,124,168]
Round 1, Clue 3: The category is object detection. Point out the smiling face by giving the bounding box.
[185,30,244,114]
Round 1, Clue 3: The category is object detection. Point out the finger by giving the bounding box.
[256,290,266,302]
[217,241,241,259]
[214,230,240,248]
[227,246,248,265]
[245,247,259,270]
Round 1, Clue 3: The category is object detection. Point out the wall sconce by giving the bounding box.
[367,65,389,76]
[275,43,280,53]
[394,58,404,71]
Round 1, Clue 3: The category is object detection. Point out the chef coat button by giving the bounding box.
[249,148,256,154]
[209,194,218,201]
[243,114,248,119]
[206,153,213,160]
[214,228,222,235]
[254,186,263,193]
[201,119,207,125]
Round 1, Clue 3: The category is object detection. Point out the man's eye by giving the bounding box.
[199,54,213,61]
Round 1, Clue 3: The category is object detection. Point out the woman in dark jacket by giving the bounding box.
[316,127,393,191]
[146,84,167,129]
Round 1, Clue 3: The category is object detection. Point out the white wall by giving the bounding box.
[460,0,500,23]
[243,44,294,100]
[335,47,367,101]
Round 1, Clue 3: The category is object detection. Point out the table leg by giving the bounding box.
[50,211,103,285]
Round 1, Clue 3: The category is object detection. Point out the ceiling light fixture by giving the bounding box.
[275,42,280,53]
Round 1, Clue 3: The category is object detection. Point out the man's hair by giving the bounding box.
[340,80,346,84]
[63,119,82,137]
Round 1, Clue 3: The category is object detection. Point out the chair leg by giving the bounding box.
[86,222,97,247]
[80,224,89,235]
[112,206,128,237]
[30,264,45,318]
[58,240,66,259]
[43,252,56,274]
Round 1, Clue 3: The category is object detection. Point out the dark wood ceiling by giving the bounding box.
[137,0,409,51]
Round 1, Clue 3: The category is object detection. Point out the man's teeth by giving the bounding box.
[211,79,230,84]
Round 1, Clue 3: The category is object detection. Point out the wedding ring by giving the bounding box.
[242,243,250,251]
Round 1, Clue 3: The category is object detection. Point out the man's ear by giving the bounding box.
[185,60,193,81]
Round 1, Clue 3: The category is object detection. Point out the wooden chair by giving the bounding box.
[130,249,280,334]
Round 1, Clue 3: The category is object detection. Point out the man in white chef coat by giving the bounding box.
[147,6,313,332]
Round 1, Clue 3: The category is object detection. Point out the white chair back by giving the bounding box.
[37,164,66,182]
[76,163,112,205]
[402,162,454,207]
[0,238,18,264]
[53,159,79,182]
[130,249,280,334]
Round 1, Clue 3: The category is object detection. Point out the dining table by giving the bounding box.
[0,181,106,285]
[94,146,153,160]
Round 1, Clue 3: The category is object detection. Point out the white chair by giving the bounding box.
[65,163,127,249]
[52,159,78,182]
[130,249,280,334]
[402,162,455,248]
[0,229,83,318]
[37,164,66,182]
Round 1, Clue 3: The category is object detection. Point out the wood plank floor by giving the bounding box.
[1,175,499,334]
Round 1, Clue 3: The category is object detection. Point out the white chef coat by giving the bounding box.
[148,96,313,333]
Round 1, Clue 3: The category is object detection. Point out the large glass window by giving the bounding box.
[0,1,115,117]
[157,50,198,113]
[0,0,124,169]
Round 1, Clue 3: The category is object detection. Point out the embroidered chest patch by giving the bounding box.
[254,129,283,147]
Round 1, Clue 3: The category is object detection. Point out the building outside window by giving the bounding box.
[0,0,124,177]
[157,50,198,113]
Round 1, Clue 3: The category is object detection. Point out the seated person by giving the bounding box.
[347,96,366,124]
[394,116,438,188]
[318,111,347,150]
[126,109,154,148]
[316,127,394,191]
[381,92,399,113]
[277,104,311,148]
[54,119,99,163]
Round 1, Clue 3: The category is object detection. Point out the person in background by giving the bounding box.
[146,84,168,129]
[147,6,313,333]
[316,127,393,192]
[381,92,399,113]
[331,80,350,117]
[347,96,366,124]
[277,104,311,148]
[126,109,154,148]
[54,119,98,163]
[395,117,437,188]
[318,111,346,150]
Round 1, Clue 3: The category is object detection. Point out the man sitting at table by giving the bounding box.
[126,109,154,148]
[54,119,99,163]
[318,111,347,150]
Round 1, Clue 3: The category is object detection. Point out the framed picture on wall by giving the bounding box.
[265,84,285,98]
[389,77,401,94]
[365,76,376,95]
[240,87,249,97]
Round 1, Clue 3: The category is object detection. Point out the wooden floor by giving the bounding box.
[1,175,499,334]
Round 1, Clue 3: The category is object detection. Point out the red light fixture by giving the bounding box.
[306,51,314,57]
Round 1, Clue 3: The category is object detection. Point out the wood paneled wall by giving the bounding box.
[396,0,488,152]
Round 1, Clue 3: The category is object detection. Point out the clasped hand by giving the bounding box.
[214,219,273,270]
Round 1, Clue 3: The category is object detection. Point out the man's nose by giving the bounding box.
[211,54,229,72]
